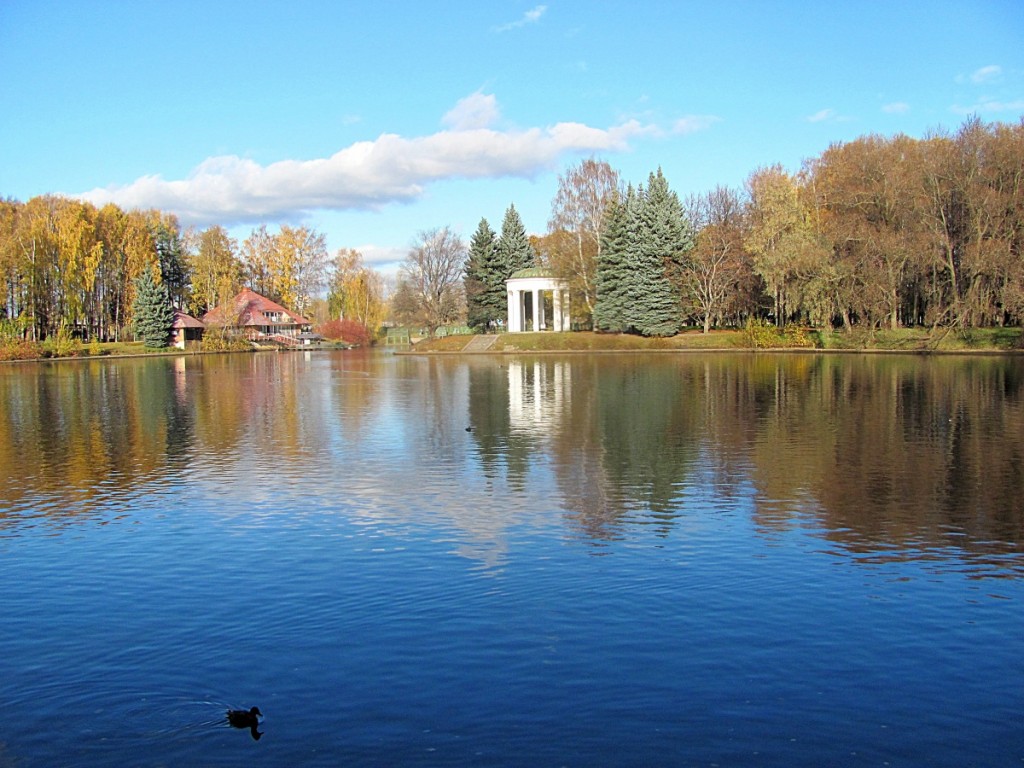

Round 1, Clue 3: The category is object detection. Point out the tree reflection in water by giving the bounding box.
[1,351,1021,576]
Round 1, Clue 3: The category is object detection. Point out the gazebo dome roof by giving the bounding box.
[509,266,557,279]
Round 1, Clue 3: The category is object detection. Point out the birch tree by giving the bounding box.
[745,165,819,325]
[187,225,242,316]
[547,158,622,319]
[241,224,276,298]
[327,247,386,332]
[271,224,328,315]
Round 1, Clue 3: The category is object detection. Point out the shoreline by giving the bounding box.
[4,331,1022,364]
[0,344,348,365]
[398,328,1024,357]
[398,346,1024,357]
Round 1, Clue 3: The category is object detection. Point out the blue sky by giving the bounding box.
[2,1,1022,272]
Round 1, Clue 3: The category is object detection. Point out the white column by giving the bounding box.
[553,288,563,332]
[509,288,526,332]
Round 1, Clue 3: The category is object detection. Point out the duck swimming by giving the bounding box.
[226,706,263,741]
[226,706,263,737]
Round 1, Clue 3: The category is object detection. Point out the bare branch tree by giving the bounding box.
[399,226,466,335]
[681,186,754,332]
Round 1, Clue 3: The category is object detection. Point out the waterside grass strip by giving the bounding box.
[401,329,1024,355]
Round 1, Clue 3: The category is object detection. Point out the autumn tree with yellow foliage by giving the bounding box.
[327,248,387,335]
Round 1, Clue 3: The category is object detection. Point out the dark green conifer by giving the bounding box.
[593,187,635,332]
[132,268,175,348]
[153,223,189,309]
[595,171,694,336]
[629,169,694,336]
[495,204,536,276]
[464,218,503,331]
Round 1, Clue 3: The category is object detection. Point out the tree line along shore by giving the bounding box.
[2,115,1022,360]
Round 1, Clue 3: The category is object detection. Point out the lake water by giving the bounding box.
[1,350,1022,767]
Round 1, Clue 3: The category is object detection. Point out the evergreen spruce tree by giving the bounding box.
[132,268,175,348]
[593,187,634,332]
[464,218,502,331]
[618,183,648,334]
[495,204,536,277]
[629,169,693,336]
[153,223,189,309]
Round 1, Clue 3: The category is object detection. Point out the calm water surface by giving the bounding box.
[0,350,1022,767]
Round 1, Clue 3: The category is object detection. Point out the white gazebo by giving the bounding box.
[506,267,570,333]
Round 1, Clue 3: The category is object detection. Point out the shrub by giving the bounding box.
[317,319,372,346]
[742,319,816,349]
[0,340,44,361]
[41,325,82,358]
[743,318,780,348]
[201,332,252,352]
[0,317,31,344]
[781,324,815,348]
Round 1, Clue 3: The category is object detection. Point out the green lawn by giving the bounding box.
[6,326,1021,362]
[410,327,1023,354]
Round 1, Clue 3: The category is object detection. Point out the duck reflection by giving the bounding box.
[226,706,263,741]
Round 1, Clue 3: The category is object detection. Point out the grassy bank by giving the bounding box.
[0,338,350,362]
[6,326,1020,362]
[408,326,1024,354]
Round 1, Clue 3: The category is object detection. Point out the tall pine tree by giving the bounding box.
[464,218,503,331]
[495,204,536,277]
[593,187,635,332]
[132,268,175,348]
[153,221,189,309]
[594,171,694,336]
[629,169,692,336]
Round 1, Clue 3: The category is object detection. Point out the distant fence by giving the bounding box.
[385,326,474,344]
[385,328,411,345]
[431,325,473,338]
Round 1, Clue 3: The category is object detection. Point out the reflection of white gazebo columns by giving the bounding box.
[506,267,570,333]
[508,359,572,432]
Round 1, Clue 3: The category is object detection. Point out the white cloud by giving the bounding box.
[495,4,547,32]
[806,108,853,124]
[442,91,500,130]
[955,65,1003,85]
[78,95,652,226]
[671,115,721,134]
[355,244,407,274]
[951,98,1024,115]
[882,102,910,114]
[807,108,836,123]
[524,5,547,23]
[971,65,1002,84]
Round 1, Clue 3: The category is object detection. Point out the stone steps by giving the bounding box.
[462,334,498,351]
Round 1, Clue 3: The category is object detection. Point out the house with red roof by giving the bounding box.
[201,288,312,345]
